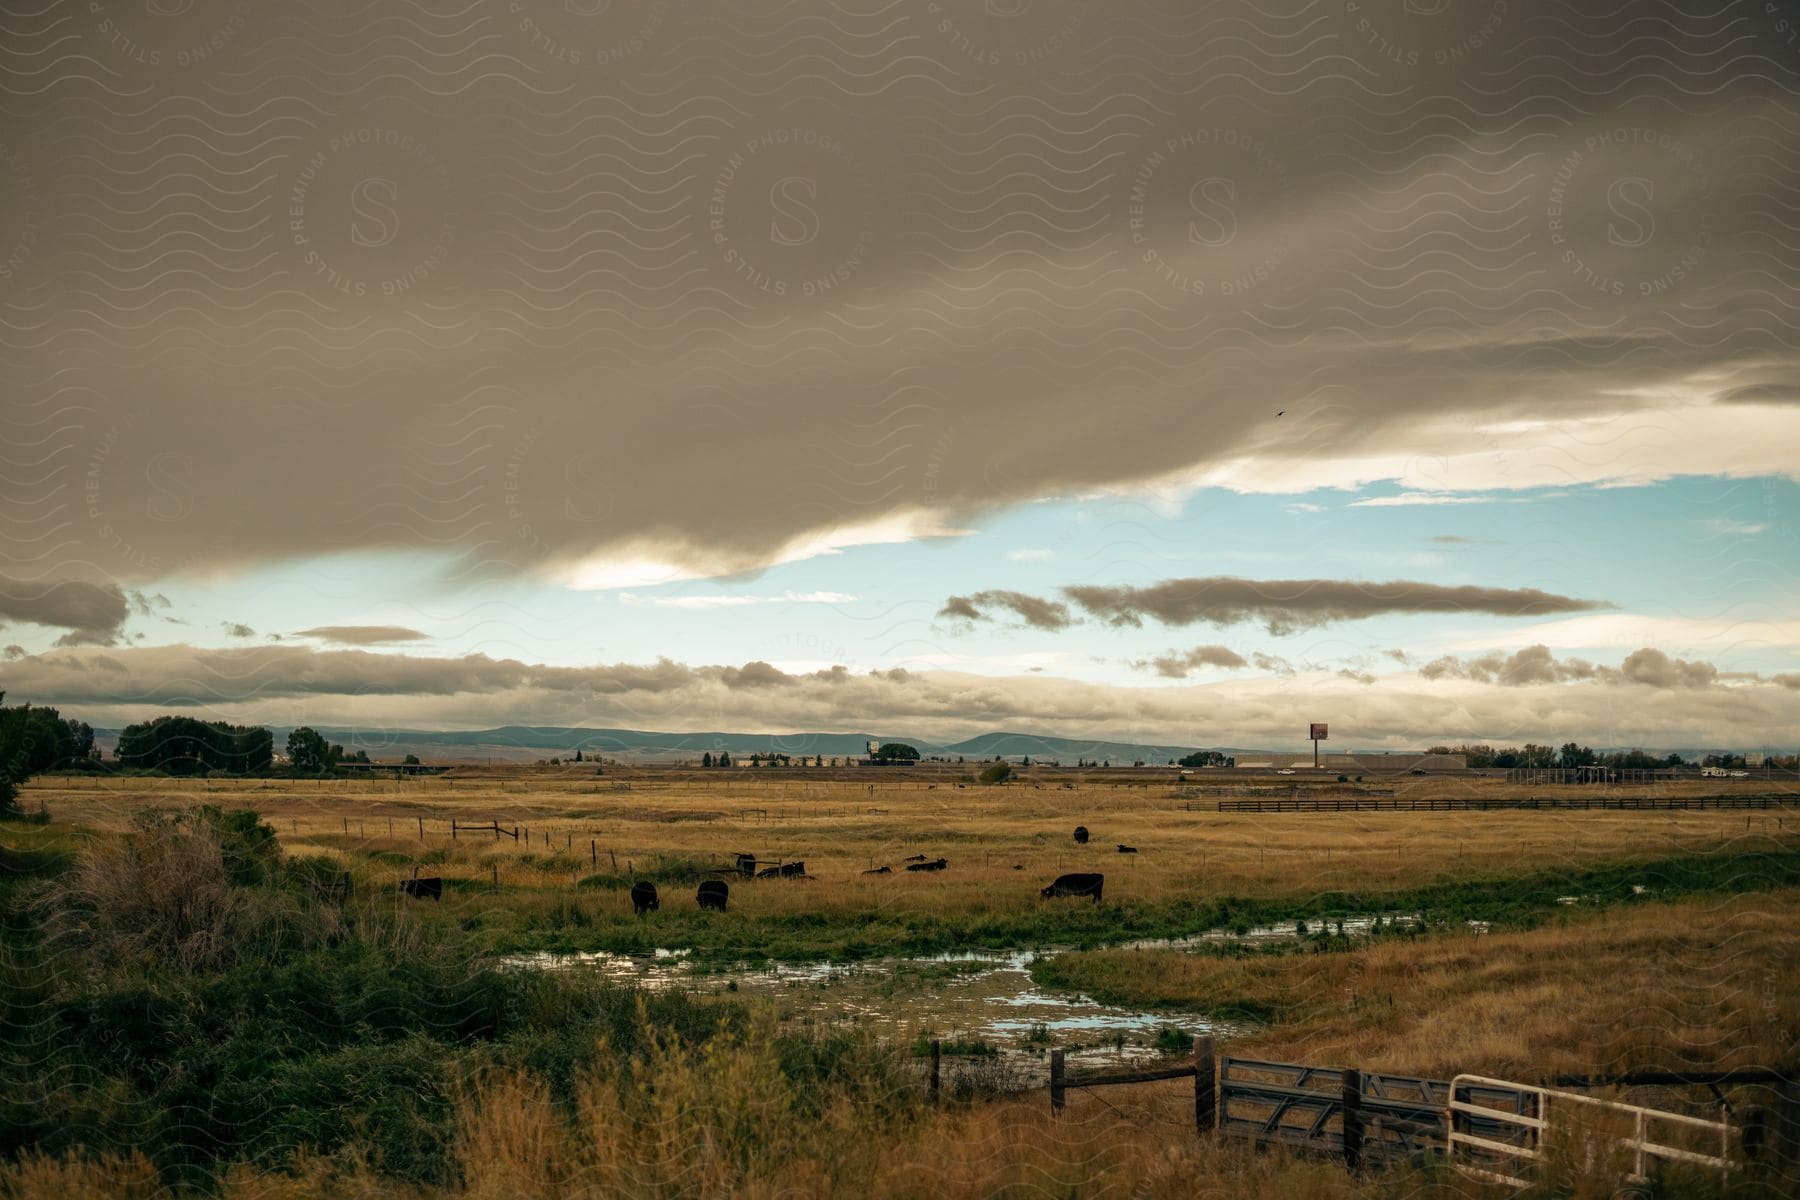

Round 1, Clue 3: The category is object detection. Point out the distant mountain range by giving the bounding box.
[87,723,1748,764]
[260,725,1220,763]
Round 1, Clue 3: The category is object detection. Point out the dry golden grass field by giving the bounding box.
[23,768,1798,912]
[7,767,1797,1198]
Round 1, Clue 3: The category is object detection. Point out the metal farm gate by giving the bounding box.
[1218,1056,1534,1165]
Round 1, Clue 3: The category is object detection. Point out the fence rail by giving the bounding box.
[1048,1037,1216,1135]
[1217,795,1796,813]
[1448,1073,1733,1188]
[1046,1049,1795,1183]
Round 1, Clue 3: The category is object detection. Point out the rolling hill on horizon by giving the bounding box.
[283,725,1217,763]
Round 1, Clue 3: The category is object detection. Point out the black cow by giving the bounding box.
[697,879,728,911]
[1040,872,1104,903]
[1117,844,1137,854]
[1073,825,1089,844]
[735,853,758,877]
[399,876,442,901]
[861,865,892,875]
[630,880,659,915]
[756,861,806,879]
[905,857,948,872]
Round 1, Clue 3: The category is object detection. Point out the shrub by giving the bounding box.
[978,762,1012,785]
[32,807,335,972]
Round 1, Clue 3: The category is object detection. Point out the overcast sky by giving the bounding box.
[1,1,1796,749]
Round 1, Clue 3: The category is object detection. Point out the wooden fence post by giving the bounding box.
[1341,1067,1364,1170]
[1050,1050,1066,1115]
[1194,1035,1216,1135]
[930,1040,941,1104]
[491,862,498,888]
[1777,1083,1800,1168]
[1742,1105,1766,1164]
[418,816,423,839]
[591,840,597,866]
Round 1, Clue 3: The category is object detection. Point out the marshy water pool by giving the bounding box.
[500,912,1425,1081]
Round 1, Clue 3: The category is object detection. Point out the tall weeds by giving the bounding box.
[29,808,342,972]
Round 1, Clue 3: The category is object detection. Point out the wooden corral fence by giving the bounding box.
[1218,795,1796,813]
[452,819,520,840]
[1045,1047,1798,1178]
[1048,1036,1217,1134]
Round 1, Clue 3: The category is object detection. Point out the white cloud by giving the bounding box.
[1348,493,1495,508]
[1444,614,1800,656]
[1701,518,1769,536]
[618,591,858,610]
[561,510,973,591]
[1156,402,1800,502]
[1006,548,1055,562]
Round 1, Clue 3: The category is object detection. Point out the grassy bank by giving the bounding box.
[1031,889,1800,1079]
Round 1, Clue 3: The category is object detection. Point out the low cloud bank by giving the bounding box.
[4,642,1795,750]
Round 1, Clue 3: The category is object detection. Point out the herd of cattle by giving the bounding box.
[398,825,1123,911]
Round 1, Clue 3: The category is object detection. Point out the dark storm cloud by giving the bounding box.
[0,578,130,646]
[938,591,1075,631]
[1717,384,1800,405]
[2,1,1794,589]
[293,626,430,645]
[1059,578,1606,636]
[1131,645,1248,678]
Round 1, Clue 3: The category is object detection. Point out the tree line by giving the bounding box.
[0,692,98,817]
[1422,742,1784,770]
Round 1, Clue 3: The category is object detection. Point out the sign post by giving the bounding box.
[1309,723,1327,769]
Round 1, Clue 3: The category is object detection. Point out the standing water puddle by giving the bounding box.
[501,912,1422,1083]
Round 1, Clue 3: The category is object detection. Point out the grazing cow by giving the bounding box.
[1040,872,1104,903]
[735,853,758,877]
[399,876,442,901]
[697,879,729,911]
[1073,825,1089,845]
[861,865,892,875]
[905,857,948,872]
[1117,844,1137,854]
[756,861,807,879]
[630,880,659,915]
